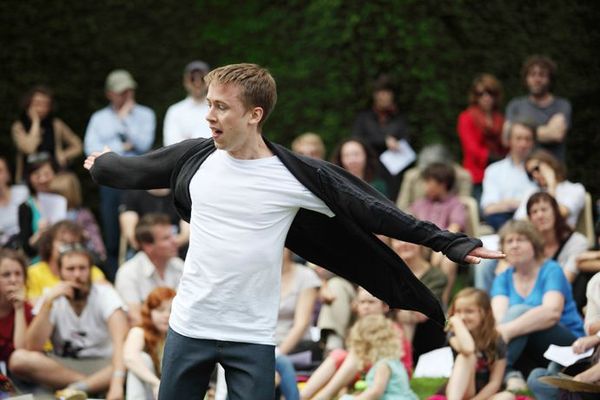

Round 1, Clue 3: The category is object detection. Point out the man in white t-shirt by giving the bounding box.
[116,213,183,325]
[163,60,212,146]
[9,244,129,399]
[84,63,503,399]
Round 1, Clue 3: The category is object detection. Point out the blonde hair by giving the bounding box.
[448,288,500,364]
[347,314,399,369]
[204,63,277,129]
[291,132,326,159]
[50,171,82,209]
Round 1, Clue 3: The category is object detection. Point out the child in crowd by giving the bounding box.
[435,288,513,400]
[0,249,33,368]
[409,162,466,305]
[338,314,418,400]
[123,287,175,400]
[300,287,411,399]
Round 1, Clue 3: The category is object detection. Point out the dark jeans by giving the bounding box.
[503,305,577,377]
[484,211,514,232]
[99,185,121,281]
[159,327,275,400]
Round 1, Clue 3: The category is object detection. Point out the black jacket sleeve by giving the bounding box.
[90,140,197,190]
[318,165,482,264]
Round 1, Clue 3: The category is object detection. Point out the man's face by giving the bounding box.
[59,253,92,294]
[206,83,258,155]
[184,70,207,100]
[509,124,534,159]
[107,89,134,110]
[526,65,551,97]
[143,224,178,260]
[373,89,394,111]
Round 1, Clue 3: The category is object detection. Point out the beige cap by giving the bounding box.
[105,69,137,93]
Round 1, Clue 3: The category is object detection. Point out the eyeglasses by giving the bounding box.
[526,164,540,181]
[474,89,496,98]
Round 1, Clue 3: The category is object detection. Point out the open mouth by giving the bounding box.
[211,127,223,139]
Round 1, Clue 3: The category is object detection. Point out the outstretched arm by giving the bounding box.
[84,140,198,190]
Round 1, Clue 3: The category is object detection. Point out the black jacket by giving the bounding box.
[91,137,482,326]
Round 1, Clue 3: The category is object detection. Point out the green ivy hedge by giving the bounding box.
[1,0,599,210]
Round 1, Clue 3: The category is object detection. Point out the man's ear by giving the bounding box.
[248,106,264,126]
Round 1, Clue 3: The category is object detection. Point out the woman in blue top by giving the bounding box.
[490,220,585,391]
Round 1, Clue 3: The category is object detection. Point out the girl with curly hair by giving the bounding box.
[339,314,417,400]
[123,287,175,400]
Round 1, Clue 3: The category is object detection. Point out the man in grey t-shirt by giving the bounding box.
[503,55,571,160]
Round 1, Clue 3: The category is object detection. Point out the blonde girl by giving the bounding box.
[444,288,513,400]
[342,314,417,400]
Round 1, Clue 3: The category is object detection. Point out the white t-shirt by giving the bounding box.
[169,150,334,345]
[35,284,124,359]
[115,251,184,304]
[163,97,211,146]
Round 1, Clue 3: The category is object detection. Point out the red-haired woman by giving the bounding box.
[457,74,507,202]
[123,287,175,400]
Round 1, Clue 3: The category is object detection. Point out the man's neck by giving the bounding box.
[228,134,273,160]
[148,254,168,277]
[190,94,206,104]
[529,92,554,107]
[509,152,526,165]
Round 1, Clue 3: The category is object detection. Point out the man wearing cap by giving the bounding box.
[84,69,156,280]
[163,60,212,146]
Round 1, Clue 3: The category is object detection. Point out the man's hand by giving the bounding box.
[46,281,77,302]
[464,247,505,264]
[117,96,135,120]
[84,146,112,170]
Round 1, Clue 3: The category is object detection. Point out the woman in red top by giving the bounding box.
[0,249,33,367]
[457,74,507,203]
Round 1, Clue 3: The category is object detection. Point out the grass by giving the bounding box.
[411,377,447,399]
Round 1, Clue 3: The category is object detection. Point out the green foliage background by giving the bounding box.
[1,0,599,203]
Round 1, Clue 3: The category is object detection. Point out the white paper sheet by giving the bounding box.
[413,346,454,378]
[37,193,67,224]
[543,344,593,367]
[379,139,416,175]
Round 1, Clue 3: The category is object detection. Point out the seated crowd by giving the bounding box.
[1,54,599,400]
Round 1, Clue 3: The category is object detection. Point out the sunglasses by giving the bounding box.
[526,164,540,181]
[475,89,497,98]
[58,243,88,256]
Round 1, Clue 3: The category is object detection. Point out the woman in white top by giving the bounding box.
[514,149,585,227]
